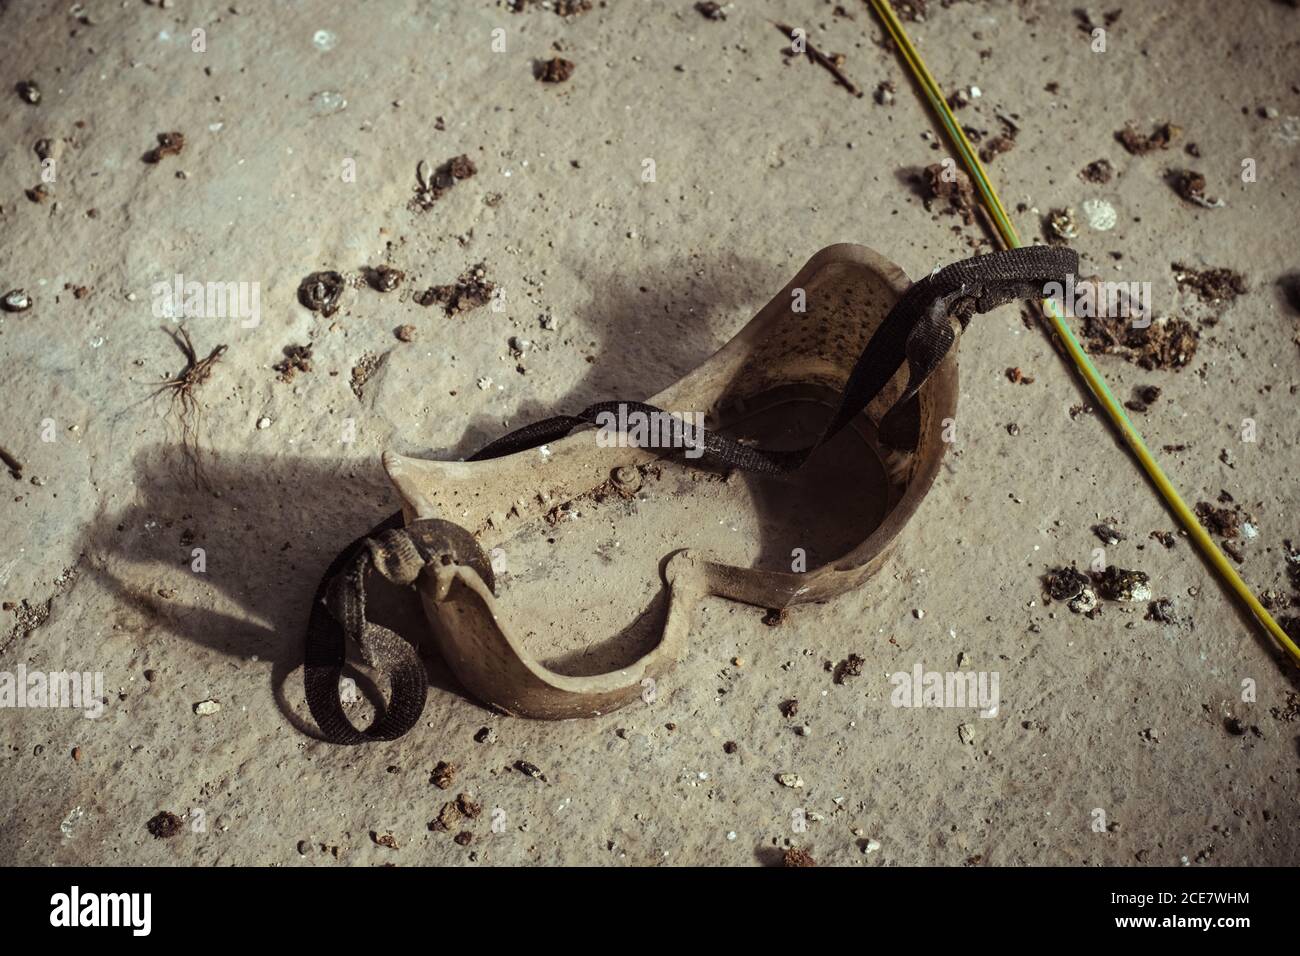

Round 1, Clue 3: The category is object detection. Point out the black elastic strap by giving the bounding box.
[470,247,1079,469]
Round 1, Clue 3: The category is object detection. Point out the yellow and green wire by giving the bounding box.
[868,0,1299,665]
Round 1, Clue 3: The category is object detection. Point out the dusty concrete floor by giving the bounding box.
[1,0,1299,866]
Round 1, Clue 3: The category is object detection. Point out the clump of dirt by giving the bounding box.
[833,654,864,685]
[508,0,592,15]
[146,811,183,838]
[1260,589,1289,611]
[1092,523,1125,545]
[350,351,386,400]
[1167,169,1223,208]
[366,265,404,292]
[417,263,495,315]
[1116,121,1180,155]
[923,163,978,225]
[1146,598,1178,624]
[143,131,184,164]
[1044,566,1097,614]
[1172,263,1247,305]
[783,847,816,867]
[1149,530,1177,549]
[272,343,313,383]
[298,270,346,317]
[1080,309,1199,371]
[978,118,1018,163]
[1194,501,1240,538]
[1093,566,1152,602]
[412,155,477,209]
[1124,384,1162,413]
[1080,158,1115,183]
[431,760,456,790]
[538,57,576,83]
[979,132,1015,163]
[1045,207,1078,244]
[1272,692,1300,723]
[395,324,416,342]
[695,1,726,19]
[429,802,460,832]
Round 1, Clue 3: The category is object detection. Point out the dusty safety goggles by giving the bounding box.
[304,244,1077,743]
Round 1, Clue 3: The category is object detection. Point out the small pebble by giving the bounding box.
[256,416,271,429]
[2,290,32,312]
[515,760,547,781]
[431,760,456,790]
[193,699,221,716]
